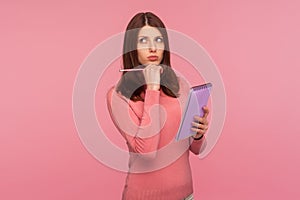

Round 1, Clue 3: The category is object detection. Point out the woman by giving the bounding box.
[107,12,209,200]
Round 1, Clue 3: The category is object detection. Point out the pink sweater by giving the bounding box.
[107,79,206,200]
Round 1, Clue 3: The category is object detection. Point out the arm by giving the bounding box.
[177,77,209,155]
[189,107,210,155]
[189,135,207,155]
[107,87,161,159]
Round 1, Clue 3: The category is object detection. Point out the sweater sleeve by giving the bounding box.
[107,87,161,159]
[189,136,207,155]
[177,77,208,155]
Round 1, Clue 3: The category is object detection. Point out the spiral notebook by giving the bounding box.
[175,83,212,141]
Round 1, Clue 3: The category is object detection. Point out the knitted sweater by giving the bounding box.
[107,78,206,200]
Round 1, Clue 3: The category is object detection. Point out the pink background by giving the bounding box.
[1,0,300,199]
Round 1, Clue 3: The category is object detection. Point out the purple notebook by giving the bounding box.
[175,83,212,141]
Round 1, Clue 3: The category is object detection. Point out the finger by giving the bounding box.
[155,65,163,72]
[191,122,208,132]
[159,65,164,73]
[191,127,206,135]
[193,115,202,123]
[145,65,162,74]
[193,116,208,125]
[191,121,206,129]
[202,106,210,118]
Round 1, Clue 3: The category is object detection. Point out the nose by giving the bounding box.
[149,40,157,52]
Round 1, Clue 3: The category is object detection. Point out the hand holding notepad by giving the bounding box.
[176,83,212,141]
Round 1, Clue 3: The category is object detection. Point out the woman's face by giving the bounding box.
[137,25,165,65]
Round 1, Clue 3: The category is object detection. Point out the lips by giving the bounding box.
[147,56,158,61]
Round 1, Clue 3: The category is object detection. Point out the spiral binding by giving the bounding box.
[192,82,212,91]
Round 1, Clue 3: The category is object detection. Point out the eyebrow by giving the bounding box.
[137,35,163,38]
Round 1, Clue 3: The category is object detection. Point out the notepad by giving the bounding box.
[175,83,212,141]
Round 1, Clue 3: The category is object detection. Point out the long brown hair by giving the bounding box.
[116,12,179,101]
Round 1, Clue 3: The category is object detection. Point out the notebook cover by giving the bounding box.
[175,83,212,141]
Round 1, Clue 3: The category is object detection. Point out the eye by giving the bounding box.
[138,37,148,43]
[155,37,163,43]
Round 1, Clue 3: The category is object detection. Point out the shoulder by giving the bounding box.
[107,86,130,108]
[106,86,115,105]
[107,86,114,100]
[107,86,144,119]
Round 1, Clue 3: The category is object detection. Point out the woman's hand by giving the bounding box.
[143,64,162,90]
[191,106,210,139]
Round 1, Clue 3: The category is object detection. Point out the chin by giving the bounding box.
[149,61,161,65]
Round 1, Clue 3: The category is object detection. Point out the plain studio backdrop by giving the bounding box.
[1,0,299,199]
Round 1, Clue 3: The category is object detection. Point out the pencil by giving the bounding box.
[119,68,144,72]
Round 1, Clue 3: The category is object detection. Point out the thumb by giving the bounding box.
[202,106,209,118]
